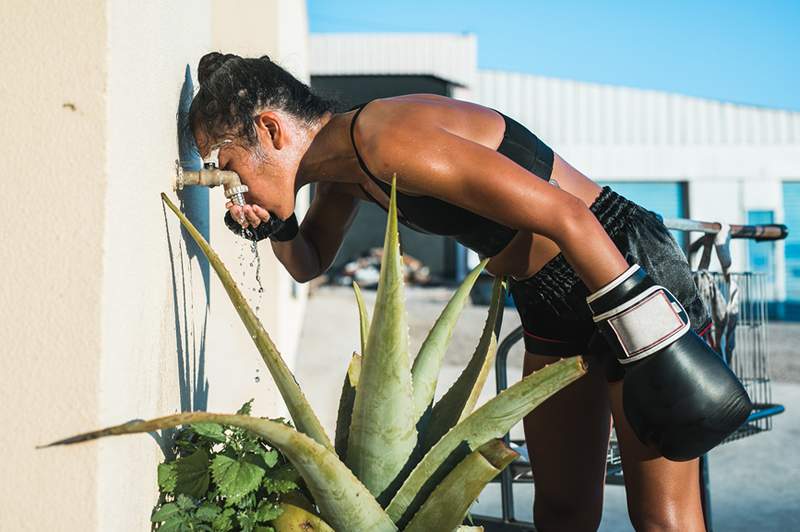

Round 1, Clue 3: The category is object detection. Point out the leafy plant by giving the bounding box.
[43,176,587,531]
[150,400,305,531]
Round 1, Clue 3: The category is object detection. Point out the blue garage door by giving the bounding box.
[783,182,800,319]
[600,181,688,247]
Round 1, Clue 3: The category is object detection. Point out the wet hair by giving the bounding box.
[189,52,336,147]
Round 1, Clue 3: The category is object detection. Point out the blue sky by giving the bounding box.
[308,0,800,111]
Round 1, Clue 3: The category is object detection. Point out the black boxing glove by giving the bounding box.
[587,264,752,461]
[224,210,298,242]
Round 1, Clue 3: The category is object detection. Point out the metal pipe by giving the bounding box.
[175,159,249,206]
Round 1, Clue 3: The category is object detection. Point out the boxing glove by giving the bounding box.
[224,210,298,242]
[587,264,752,461]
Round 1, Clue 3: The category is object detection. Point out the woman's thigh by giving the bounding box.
[522,352,611,530]
[608,381,706,531]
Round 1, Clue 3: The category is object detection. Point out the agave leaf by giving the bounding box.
[161,193,332,451]
[41,413,396,532]
[387,357,586,527]
[455,528,484,531]
[403,439,517,532]
[272,502,335,532]
[410,259,489,420]
[352,281,371,355]
[346,175,417,501]
[334,352,362,460]
[419,276,504,453]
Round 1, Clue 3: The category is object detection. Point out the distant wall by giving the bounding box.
[0,1,310,530]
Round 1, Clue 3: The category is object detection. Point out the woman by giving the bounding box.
[190,52,750,531]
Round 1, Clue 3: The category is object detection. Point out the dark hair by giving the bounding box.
[189,52,336,146]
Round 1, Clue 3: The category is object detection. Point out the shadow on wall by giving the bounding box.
[153,65,211,457]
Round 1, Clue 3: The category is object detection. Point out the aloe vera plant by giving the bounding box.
[43,176,586,531]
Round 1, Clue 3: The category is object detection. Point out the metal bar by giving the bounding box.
[700,454,713,532]
[663,219,788,241]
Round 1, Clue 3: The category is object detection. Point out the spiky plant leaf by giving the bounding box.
[272,503,334,531]
[334,352,361,460]
[42,413,397,531]
[346,175,417,501]
[410,258,489,420]
[387,357,586,527]
[161,193,332,451]
[419,276,504,452]
[403,439,517,532]
[352,281,370,355]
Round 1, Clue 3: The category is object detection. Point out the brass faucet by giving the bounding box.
[175,146,248,206]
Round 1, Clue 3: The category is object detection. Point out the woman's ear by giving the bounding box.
[254,111,285,150]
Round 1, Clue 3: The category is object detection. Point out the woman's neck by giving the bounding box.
[295,110,362,190]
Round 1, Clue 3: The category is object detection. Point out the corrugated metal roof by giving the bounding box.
[471,70,800,146]
[310,33,477,87]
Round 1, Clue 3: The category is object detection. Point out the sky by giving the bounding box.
[308,0,800,111]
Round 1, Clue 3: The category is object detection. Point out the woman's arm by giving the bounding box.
[268,182,360,283]
[365,124,629,291]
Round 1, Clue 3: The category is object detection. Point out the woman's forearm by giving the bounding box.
[270,229,322,283]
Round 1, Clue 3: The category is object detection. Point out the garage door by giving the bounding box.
[783,182,800,317]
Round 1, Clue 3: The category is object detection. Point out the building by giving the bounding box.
[1,1,312,530]
[311,33,800,317]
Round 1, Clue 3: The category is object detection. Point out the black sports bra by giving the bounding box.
[349,101,555,258]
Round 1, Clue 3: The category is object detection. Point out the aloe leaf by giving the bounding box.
[403,439,517,532]
[272,502,335,531]
[387,357,587,527]
[161,193,332,451]
[41,413,396,532]
[334,352,362,460]
[346,175,417,501]
[419,276,504,452]
[410,259,489,420]
[352,281,371,355]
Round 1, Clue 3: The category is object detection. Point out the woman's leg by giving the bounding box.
[608,381,706,531]
[522,352,612,531]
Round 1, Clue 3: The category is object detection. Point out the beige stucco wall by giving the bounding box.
[0,1,311,530]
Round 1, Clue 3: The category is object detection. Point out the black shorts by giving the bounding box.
[507,186,712,382]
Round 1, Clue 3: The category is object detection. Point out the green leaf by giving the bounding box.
[334,352,361,460]
[237,399,254,416]
[196,504,221,522]
[175,449,210,499]
[176,494,195,511]
[387,357,586,527]
[210,454,266,504]
[410,258,489,420]
[255,527,275,532]
[256,501,283,522]
[162,194,333,451]
[44,413,397,532]
[352,281,371,355]
[191,422,227,443]
[420,276,504,453]
[403,439,517,532]
[212,507,236,532]
[346,175,417,502]
[158,462,177,493]
[159,516,186,532]
[151,503,180,523]
[257,447,279,468]
[262,477,298,495]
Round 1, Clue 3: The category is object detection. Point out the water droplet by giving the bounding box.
[254,376,261,383]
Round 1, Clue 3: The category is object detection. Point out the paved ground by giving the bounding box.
[296,285,800,531]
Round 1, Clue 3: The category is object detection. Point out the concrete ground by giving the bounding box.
[295,285,800,531]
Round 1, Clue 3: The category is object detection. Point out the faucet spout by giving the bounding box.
[175,160,249,206]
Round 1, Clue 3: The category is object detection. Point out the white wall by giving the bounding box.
[0,1,311,530]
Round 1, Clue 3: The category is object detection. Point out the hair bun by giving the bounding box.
[198,52,241,84]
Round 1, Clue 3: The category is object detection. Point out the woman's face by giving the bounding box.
[196,130,284,214]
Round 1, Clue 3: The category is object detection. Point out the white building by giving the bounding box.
[311,33,800,316]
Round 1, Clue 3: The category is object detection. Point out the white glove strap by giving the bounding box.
[593,285,690,364]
